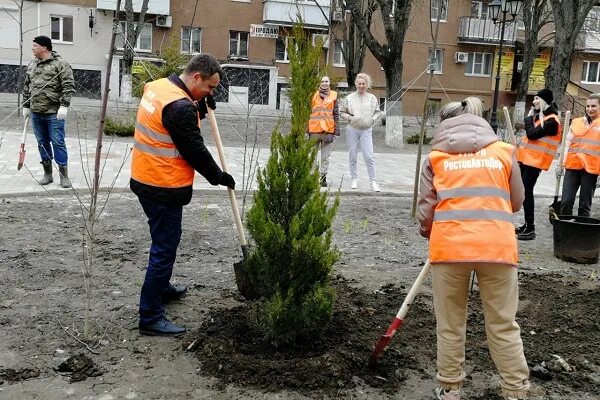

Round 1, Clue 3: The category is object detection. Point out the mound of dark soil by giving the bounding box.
[193,273,600,398]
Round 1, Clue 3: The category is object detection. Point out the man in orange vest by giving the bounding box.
[515,88,562,240]
[308,75,339,187]
[130,54,235,336]
[418,97,529,400]
[560,94,600,217]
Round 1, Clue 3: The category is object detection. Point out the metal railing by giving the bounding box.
[458,16,517,45]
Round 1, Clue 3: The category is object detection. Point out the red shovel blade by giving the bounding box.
[17,144,26,170]
[369,316,404,365]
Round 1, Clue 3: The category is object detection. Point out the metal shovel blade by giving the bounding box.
[17,144,26,170]
[369,317,403,366]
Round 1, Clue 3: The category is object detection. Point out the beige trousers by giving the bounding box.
[432,262,530,399]
[311,133,333,176]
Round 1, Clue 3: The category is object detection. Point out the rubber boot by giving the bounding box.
[58,165,72,188]
[39,161,53,185]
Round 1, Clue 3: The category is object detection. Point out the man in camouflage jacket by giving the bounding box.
[22,35,75,188]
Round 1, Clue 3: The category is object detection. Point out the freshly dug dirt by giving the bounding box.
[0,194,598,399]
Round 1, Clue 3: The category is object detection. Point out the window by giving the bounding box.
[51,16,73,43]
[470,1,488,19]
[465,52,493,76]
[116,22,152,52]
[229,31,249,57]
[582,61,600,83]
[181,27,201,54]
[431,0,448,21]
[428,48,443,74]
[333,40,345,66]
[275,36,290,62]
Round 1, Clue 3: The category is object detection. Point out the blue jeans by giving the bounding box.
[30,112,68,166]
[138,196,183,325]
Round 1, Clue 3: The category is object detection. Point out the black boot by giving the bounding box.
[320,175,327,187]
[517,224,536,240]
[515,224,527,234]
[58,165,72,188]
[39,160,53,185]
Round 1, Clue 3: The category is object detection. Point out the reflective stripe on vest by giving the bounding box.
[516,114,562,171]
[428,141,518,265]
[564,117,600,174]
[130,78,195,188]
[308,91,337,134]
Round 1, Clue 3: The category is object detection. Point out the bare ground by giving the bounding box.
[0,193,599,399]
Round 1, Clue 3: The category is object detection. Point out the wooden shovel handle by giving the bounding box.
[395,260,431,320]
[502,107,517,146]
[554,111,571,197]
[206,106,248,247]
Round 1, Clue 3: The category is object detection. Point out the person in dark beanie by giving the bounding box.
[515,88,562,240]
[22,35,75,188]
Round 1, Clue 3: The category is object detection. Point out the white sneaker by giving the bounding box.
[370,181,381,192]
[434,387,461,400]
[350,179,358,189]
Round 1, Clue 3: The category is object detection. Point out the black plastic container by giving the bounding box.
[552,215,600,264]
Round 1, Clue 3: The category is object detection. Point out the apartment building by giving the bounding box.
[1,0,599,115]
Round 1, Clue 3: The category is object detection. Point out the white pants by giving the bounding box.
[346,125,375,181]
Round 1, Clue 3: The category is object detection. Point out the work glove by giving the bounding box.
[57,106,68,120]
[22,108,30,118]
[324,134,334,143]
[197,96,216,120]
[218,172,235,190]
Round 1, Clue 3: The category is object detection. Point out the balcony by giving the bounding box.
[458,16,517,46]
[96,0,169,15]
[576,32,600,53]
[263,0,331,29]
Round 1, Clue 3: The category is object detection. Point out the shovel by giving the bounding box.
[549,111,571,221]
[206,105,257,300]
[369,260,431,365]
[502,107,517,146]
[17,116,30,170]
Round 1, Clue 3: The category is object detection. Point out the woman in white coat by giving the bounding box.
[341,73,382,191]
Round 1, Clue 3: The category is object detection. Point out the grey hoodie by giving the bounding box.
[417,113,525,238]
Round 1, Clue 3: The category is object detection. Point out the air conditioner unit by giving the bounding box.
[312,33,330,49]
[332,11,343,21]
[156,15,172,28]
[454,52,469,63]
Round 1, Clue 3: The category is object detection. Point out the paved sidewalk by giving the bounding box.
[0,128,560,197]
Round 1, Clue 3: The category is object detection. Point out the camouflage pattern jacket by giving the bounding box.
[23,51,75,113]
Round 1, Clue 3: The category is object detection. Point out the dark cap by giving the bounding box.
[536,88,553,105]
[33,36,52,51]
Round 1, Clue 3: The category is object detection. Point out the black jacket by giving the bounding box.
[524,105,560,141]
[130,74,224,206]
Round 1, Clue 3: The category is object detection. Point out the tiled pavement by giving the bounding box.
[0,126,561,198]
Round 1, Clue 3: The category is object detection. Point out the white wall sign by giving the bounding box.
[250,24,279,38]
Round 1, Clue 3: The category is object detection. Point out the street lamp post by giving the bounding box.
[488,0,523,133]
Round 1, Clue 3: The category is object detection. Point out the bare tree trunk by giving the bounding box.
[121,0,149,101]
[347,0,413,149]
[546,0,596,107]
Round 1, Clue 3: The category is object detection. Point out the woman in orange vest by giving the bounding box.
[560,93,600,217]
[308,75,339,187]
[515,88,562,240]
[418,97,529,400]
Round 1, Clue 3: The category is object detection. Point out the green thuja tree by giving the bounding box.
[245,24,340,346]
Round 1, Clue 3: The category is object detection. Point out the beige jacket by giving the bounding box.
[417,113,525,238]
[340,92,382,130]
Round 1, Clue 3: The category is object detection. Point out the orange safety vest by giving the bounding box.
[428,141,518,266]
[308,90,337,134]
[516,114,562,171]
[131,78,196,188]
[564,116,600,175]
